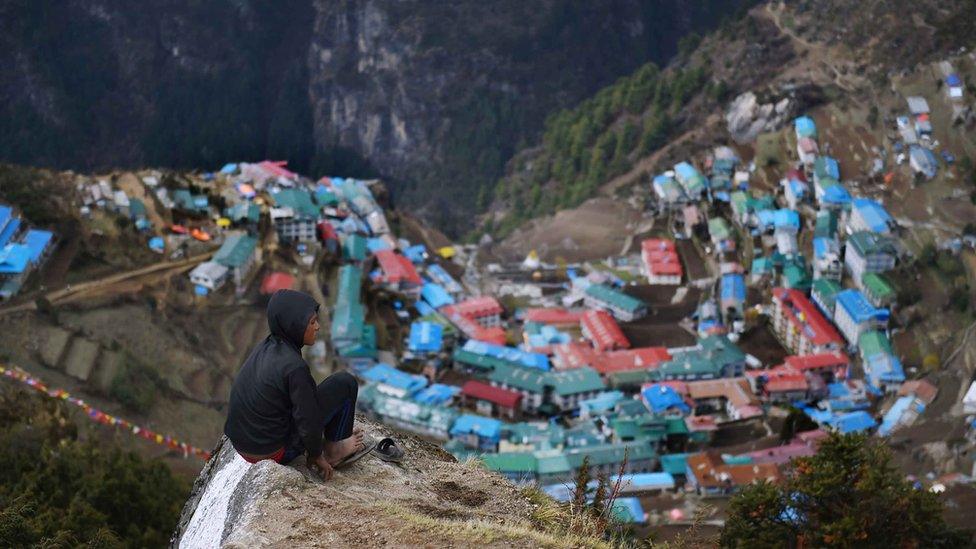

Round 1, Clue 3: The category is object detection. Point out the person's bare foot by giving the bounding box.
[323,431,365,466]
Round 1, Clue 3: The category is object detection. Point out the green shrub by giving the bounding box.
[110,358,163,415]
[0,386,187,547]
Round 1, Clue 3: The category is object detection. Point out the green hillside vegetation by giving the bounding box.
[0,384,187,547]
[488,58,718,237]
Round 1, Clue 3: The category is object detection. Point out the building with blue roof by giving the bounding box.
[366,237,391,253]
[812,237,842,282]
[652,173,687,207]
[641,384,691,416]
[22,230,53,265]
[544,474,673,503]
[783,177,808,209]
[411,383,459,406]
[794,116,817,139]
[720,273,746,317]
[909,145,938,179]
[525,323,570,349]
[773,209,801,234]
[833,289,889,347]
[415,300,436,316]
[819,183,852,209]
[425,263,463,295]
[828,410,876,434]
[577,391,624,418]
[407,321,444,355]
[0,244,31,276]
[849,198,893,235]
[460,340,551,371]
[673,162,708,199]
[813,156,840,183]
[403,244,427,264]
[361,363,428,398]
[0,217,21,249]
[859,330,904,392]
[450,414,504,451]
[0,206,12,232]
[421,282,455,309]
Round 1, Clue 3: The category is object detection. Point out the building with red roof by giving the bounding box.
[580,310,630,352]
[686,452,782,496]
[686,378,762,421]
[746,366,810,403]
[641,239,683,285]
[256,160,298,180]
[591,347,671,376]
[444,296,504,328]
[771,288,844,356]
[551,342,599,370]
[444,311,507,345]
[373,249,422,293]
[460,380,522,419]
[783,352,849,382]
[260,272,296,295]
[524,308,584,327]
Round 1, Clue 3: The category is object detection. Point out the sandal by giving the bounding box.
[333,436,377,469]
[373,437,405,463]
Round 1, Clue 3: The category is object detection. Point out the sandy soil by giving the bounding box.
[496,197,643,263]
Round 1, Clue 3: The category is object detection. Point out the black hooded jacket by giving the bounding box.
[224,290,324,459]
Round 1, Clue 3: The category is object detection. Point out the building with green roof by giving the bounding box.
[607,368,660,390]
[271,188,320,243]
[213,233,260,289]
[224,202,261,225]
[658,336,745,380]
[858,330,892,357]
[861,272,896,307]
[660,453,692,476]
[845,231,897,283]
[342,233,367,262]
[708,217,732,244]
[782,260,812,291]
[481,452,538,484]
[814,210,838,239]
[361,385,458,440]
[331,265,376,358]
[485,364,606,414]
[583,284,647,321]
[811,278,842,318]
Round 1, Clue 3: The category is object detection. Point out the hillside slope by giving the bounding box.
[172,418,609,548]
[488,0,976,254]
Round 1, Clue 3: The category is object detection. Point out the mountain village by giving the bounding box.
[2,65,976,531]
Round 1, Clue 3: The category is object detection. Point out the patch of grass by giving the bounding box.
[109,356,163,415]
[384,501,611,548]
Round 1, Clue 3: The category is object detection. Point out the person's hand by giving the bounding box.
[307,453,333,481]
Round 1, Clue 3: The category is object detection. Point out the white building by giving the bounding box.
[833,289,889,348]
[844,231,897,283]
[189,261,229,291]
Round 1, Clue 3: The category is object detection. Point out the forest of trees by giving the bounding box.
[487,59,722,238]
[0,385,187,547]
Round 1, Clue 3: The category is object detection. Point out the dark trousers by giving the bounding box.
[282,371,358,463]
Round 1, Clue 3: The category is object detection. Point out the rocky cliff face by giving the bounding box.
[171,418,600,548]
[1,0,750,234]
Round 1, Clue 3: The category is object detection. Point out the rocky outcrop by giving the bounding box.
[171,418,584,548]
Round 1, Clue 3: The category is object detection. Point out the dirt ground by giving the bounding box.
[676,240,710,281]
[737,323,790,367]
[496,197,643,263]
